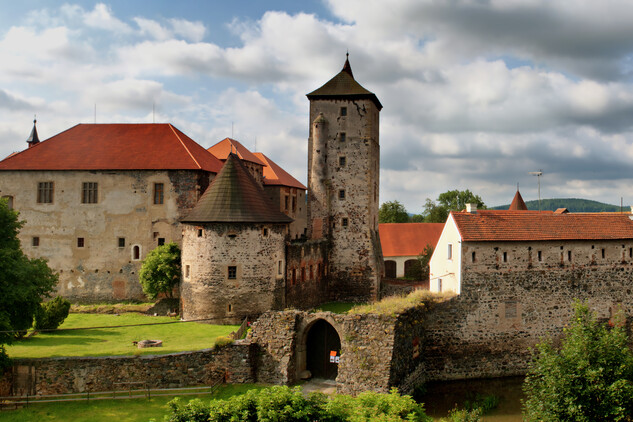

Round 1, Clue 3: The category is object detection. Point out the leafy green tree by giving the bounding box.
[33,296,71,330]
[0,197,58,368]
[523,301,633,421]
[422,190,486,223]
[379,200,410,223]
[139,242,181,300]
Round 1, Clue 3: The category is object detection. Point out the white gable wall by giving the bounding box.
[429,214,462,294]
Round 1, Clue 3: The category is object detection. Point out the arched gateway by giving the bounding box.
[297,318,341,380]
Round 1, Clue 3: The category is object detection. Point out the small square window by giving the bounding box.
[338,190,345,200]
[228,266,237,279]
[340,107,347,116]
[339,156,346,166]
[77,237,85,248]
[158,238,165,246]
[2,195,14,209]
[198,229,203,237]
[153,183,164,205]
[118,237,125,248]
[340,132,346,142]
[263,228,269,237]
[32,237,40,247]
[342,217,349,227]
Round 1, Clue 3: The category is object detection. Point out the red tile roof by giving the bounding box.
[508,190,528,210]
[207,138,265,166]
[253,152,306,190]
[452,210,633,242]
[379,223,444,257]
[0,123,223,172]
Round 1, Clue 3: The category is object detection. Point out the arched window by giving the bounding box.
[132,245,141,261]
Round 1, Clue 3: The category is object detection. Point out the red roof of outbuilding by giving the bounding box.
[451,210,633,242]
[253,152,306,190]
[0,123,223,172]
[207,138,265,166]
[379,223,444,257]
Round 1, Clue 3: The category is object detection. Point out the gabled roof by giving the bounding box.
[379,223,444,257]
[253,152,306,190]
[451,210,633,242]
[0,123,223,173]
[207,138,265,166]
[307,56,382,110]
[182,154,293,224]
[508,190,528,210]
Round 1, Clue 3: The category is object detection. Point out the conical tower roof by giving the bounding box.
[307,54,382,110]
[182,154,293,224]
[509,190,528,211]
[26,119,40,147]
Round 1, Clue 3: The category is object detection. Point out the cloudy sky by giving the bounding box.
[2,1,633,210]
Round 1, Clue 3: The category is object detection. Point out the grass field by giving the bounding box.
[313,302,363,314]
[5,313,239,359]
[0,384,266,422]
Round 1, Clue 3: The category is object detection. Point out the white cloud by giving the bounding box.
[83,3,132,33]
[134,18,171,40]
[170,18,206,42]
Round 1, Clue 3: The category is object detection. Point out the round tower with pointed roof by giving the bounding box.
[180,154,292,323]
[306,55,383,301]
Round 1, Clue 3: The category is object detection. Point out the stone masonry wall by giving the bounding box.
[10,343,254,396]
[285,240,329,310]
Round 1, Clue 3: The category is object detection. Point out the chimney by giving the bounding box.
[465,203,477,213]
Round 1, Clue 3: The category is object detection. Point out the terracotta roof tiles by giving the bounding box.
[452,210,633,242]
[207,138,265,166]
[379,223,444,257]
[253,152,306,190]
[0,123,223,173]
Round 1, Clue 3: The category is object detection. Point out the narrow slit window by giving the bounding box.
[503,252,508,262]
[567,251,572,262]
[338,189,345,200]
[198,229,203,237]
[538,251,542,262]
[447,244,453,260]
[339,156,346,166]
[132,245,140,260]
[340,132,346,142]
[153,183,164,205]
[602,248,606,259]
[185,265,190,279]
[342,217,349,227]
[471,251,476,263]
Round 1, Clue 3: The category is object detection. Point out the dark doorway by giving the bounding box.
[385,260,397,278]
[306,319,341,380]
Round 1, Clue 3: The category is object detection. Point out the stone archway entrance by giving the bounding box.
[305,319,341,380]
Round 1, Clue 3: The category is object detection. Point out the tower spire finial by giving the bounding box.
[342,51,353,78]
[26,116,40,148]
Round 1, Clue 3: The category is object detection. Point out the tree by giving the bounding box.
[139,242,181,300]
[422,189,486,223]
[379,200,410,223]
[0,197,58,368]
[523,302,633,421]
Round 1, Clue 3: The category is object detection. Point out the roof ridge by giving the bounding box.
[168,124,201,170]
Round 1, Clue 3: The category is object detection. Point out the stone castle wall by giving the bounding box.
[180,223,287,324]
[285,240,329,310]
[10,344,254,396]
[0,169,209,302]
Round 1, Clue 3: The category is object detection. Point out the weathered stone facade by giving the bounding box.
[181,223,287,324]
[264,185,307,240]
[0,169,209,302]
[285,240,329,309]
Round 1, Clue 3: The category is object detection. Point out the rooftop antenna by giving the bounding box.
[528,170,543,211]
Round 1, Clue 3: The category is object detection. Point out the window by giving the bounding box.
[339,156,346,166]
[198,229,203,237]
[153,183,164,205]
[292,197,296,212]
[284,195,289,211]
[502,252,508,262]
[471,251,476,263]
[32,237,39,247]
[340,107,347,116]
[82,182,98,204]
[157,238,165,246]
[185,265,190,279]
[278,260,283,275]
[342,217,349,227]
[340,132,346,142]
[228,266,237,280]
[2,195,13,209]
[602,248,606,259]
[77,237,85,248]
[567,251,572,262]
[301,267,306,283]
[263,228,269,237]
[227,304,233,313]
[338,189,345,200]
[537,251,542,262]
[438,278,442,292]
[37,182,53,203]
[118,237,125,248]
[132,245,140,260]
[447,244,453,260]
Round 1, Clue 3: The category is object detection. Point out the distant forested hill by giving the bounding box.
[491,198,629,212]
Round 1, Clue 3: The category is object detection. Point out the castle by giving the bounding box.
[0,56,384,322]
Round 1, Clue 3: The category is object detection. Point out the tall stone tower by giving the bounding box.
[306,55,383,301]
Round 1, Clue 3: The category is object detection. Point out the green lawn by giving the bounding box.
[0,384,266,422]
[6,313,239,359]
[313,302,363,314]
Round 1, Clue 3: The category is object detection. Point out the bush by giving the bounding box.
[214,335,234,348]
[33,296,71,330]
[523,301,633,421]
[165,386,430,422]
[139,242,181,300]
